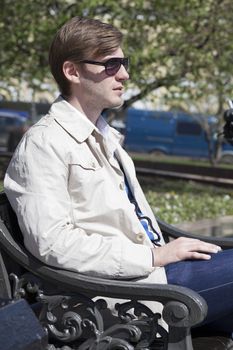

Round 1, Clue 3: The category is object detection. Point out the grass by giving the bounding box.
[140,176,233,224]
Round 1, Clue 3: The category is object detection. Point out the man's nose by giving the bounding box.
[116,64,129,80]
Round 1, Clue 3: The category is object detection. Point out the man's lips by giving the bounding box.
[113,86,123,92]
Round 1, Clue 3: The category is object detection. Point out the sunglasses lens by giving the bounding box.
[105,59,121,75]
[105,58,129,76]
[122,58,129,71]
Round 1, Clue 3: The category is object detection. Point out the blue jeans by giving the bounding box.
[165,248,233,335]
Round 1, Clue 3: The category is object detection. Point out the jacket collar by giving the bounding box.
[48,96,123,146]
[48,96,96,143]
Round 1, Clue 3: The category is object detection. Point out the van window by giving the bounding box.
[176,121,202,135]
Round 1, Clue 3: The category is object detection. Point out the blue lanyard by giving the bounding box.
[122,169,161,246]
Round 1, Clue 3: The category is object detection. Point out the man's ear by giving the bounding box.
[63,61,80,83]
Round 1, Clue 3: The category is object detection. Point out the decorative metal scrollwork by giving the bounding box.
[37,292,169,349]
[38,292,97,343]
[115,300,168,349]
[8,273,169,349]
[163,301,189,327]
[9,272,41,300]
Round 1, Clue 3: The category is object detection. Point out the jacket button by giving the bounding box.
[136,233,144,242]
[119,182,125,190]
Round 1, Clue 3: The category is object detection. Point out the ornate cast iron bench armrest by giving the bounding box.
[0,191,208,350]
[0,217,207,350]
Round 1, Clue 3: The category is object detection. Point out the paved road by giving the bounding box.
[176,216,233,238]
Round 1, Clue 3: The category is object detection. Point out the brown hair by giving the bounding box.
[49,17,123,96]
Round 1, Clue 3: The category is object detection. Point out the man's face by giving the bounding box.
[77,47,129,111]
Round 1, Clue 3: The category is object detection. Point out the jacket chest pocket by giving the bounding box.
[68,154,103,188]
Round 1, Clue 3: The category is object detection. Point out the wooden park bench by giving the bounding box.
[0,190,233,350]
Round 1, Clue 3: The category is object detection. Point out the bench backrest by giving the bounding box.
[0,192,24,245]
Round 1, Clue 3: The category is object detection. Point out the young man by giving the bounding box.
[4,17,233,333]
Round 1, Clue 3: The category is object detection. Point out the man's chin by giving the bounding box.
[107,99,124,110]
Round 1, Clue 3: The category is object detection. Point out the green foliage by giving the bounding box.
[1,0,233,113]
[142,178,233,224]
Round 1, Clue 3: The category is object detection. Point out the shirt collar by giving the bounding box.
[96,115,110,137]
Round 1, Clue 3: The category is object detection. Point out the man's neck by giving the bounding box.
[65,95,101,125]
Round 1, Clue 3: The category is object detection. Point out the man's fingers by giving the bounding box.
[187,251,212,260]
[192,244,221,254]
[153,238,222,267]
[182,239,222,254]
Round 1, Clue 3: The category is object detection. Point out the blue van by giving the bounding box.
[122,108,233,162]
[0,110,28,152]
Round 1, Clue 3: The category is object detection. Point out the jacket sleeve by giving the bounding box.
[4,129,156,279]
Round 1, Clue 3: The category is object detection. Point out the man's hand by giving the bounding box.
[152,237,222,267]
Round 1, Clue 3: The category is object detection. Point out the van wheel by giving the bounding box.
[219,154,233,164]
[150,150,166,157]
[149,150,166,160]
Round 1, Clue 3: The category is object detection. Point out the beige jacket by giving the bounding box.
[4,97,167,287]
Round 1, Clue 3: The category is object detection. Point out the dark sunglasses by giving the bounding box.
[79,57,129,76]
